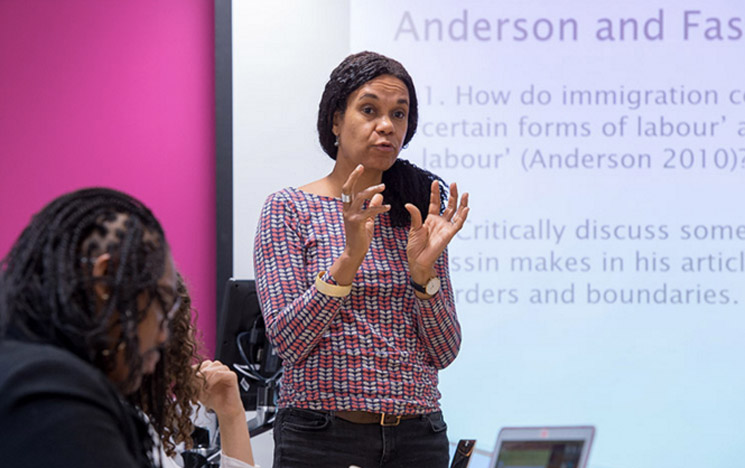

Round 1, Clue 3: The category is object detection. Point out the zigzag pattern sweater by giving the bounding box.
[254,187,461,414]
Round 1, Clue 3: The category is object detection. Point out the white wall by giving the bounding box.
[233,0,350,280]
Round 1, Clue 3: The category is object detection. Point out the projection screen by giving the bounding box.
[228,2,745,467]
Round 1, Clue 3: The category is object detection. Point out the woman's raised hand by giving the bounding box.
[330,165,391,285]
[405,181,469,284]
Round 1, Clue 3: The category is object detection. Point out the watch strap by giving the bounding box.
[410,278,428,294]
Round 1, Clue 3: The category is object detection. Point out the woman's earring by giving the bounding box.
[334,135,339,147]
[102,342,125,357]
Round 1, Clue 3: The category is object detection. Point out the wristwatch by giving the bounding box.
[410,276,441,296]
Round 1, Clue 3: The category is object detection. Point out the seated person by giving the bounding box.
[0,187,254,468]
[132,275,254,467]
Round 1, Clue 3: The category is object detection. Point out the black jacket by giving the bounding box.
[0,340,153,468]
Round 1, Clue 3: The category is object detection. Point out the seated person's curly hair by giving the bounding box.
[131,274,205,456]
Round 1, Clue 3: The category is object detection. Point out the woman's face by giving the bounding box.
[333,74,410,174]
[107,250,178,393]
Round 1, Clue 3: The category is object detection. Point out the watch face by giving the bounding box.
[426,277,441,295]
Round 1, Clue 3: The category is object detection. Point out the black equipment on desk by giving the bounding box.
[215,279,282,436]
[450,439,476,468]
[182,426,219,468]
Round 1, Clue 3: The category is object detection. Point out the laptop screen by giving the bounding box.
[495,440,585,468]
[490,427,594,468]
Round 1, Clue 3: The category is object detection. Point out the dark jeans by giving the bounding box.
[273,408,450,468]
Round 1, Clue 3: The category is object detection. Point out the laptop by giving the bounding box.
[489,426,595,468]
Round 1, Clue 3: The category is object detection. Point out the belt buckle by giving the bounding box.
[380,413,401,426]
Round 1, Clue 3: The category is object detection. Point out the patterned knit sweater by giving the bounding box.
[254,187,461,414]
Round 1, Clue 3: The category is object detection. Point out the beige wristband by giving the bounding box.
[315,271,352,297]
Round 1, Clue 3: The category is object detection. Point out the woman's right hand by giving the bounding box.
[329,164,390,285]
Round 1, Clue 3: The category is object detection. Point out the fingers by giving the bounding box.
[451,192,470,230]
[195,359,224,373]
[428,180,440,217]
[405,203,423,230]
[442,182,458,221]
[370,192,383,207]
[341,164,365,203]
[370,193,390,213]
[196,360,235,387]
[343,182,390,221]
[438,181,469,231]
[353,183,385,207]
[194,360,212,376]
[195,360,242,416]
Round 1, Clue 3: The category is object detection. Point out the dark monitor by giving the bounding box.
[215,278,281,410]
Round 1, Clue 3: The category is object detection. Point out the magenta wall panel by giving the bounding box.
[0,0,217,354]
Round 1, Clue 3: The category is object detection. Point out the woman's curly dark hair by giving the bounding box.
[133,274,205,457]
[317,51,446,227]
[0,187,167,394]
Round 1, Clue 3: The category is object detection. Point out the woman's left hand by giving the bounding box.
[405,181,469,284]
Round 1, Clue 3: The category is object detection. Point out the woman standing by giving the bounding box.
[254,51,469,468]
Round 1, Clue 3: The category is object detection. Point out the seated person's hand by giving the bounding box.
[194,360,254,465]
[194,360,243,419]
